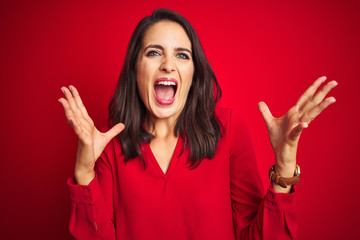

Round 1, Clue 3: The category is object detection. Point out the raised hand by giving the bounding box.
[258,76,337,191]
[58,85,125,185]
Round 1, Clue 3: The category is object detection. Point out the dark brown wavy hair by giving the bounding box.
[109,8,222,169]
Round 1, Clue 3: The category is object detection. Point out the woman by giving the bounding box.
[59,9,337,240]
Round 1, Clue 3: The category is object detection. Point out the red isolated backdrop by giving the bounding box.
[1,0,359,239]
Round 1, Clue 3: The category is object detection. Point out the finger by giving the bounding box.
[310,80,338,107]
[61,87,83,119]
[69,85,90,118]
[104,123,125,143]
[58,97,76,125]
[258,101,273,127]
[68,117,91,144]
[68,117,82,135]
[300,96,336,124]
[61,87,93,131]
[289,122,308,140]
[59,98,91,143]
[300,80,338,114]
[295,76,327,109]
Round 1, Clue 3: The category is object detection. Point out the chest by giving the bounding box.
[113,146,234,239]
[149,137,178,174]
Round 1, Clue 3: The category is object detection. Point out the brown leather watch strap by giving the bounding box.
[269,164,301,188]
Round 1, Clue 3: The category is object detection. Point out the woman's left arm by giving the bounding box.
[258,76,338,193]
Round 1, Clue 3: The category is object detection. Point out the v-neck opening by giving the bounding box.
[144,136,182,180]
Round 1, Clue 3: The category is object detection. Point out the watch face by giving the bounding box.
[295,164,301,177]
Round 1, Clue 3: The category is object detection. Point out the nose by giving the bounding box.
[160,56,175,73]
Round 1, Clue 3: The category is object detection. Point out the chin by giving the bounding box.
[151,107,180,120]
[146,99,182,119]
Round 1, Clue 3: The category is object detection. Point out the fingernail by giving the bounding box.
[61,88,64,94]
[69,86,72,91]
[58,98,61,103]
[333,81,338,86]
[320,76,327,82]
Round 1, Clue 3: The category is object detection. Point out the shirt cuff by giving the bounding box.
[264,185,296,211]
[67,175,101,205]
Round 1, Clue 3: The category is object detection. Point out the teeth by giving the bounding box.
[158,81,176,86]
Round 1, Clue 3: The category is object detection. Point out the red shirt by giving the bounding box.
[68,107,297,239]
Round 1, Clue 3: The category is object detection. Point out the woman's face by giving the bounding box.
[136,20,194,122]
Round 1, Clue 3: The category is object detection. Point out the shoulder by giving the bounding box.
[215,107,255,163]
[215,106,248,137]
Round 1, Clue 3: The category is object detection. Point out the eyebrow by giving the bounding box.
[144,44,192,55]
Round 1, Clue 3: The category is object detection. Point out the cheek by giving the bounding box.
[136,63,151,99]
[136,78,149,104]
[181,66,194,93]
[137,80,151,105]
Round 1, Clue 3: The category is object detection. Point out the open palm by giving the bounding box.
[59,85,124,184]
[258,76,337,165]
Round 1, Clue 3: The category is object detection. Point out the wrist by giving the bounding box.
[275,162,297,178]
[269,164,300,192]
[274,144,297,167]
[74,168,95,185]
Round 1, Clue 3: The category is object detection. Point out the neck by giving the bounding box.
[145,114,177,139]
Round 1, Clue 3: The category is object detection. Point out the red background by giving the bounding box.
[1,0,359,239]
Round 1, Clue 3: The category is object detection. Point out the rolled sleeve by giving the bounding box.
[67,176,102,205]
[264,186,296,211]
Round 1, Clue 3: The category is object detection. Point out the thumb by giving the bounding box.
[257,101,273,127]
[104,123,125,142]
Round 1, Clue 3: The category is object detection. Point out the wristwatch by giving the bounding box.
[269,164,301,188]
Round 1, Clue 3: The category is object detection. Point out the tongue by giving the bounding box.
[155,85,175,100]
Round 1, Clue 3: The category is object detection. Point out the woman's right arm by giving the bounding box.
[59,86,124,239]
[58,85,124,184]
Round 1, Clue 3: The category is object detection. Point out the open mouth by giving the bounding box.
[154,78,178,105]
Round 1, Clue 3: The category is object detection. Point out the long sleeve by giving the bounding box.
[66,107,297,240]
[228,109,297,240]
[67,145,116,240]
